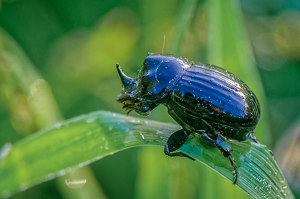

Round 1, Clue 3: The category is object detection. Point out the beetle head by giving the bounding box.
[116,53,186,115]
[116,63,160,115]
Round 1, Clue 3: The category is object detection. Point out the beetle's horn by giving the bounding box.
[116,64,134,88]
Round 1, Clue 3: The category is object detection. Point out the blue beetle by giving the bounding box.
[116,53,261,184]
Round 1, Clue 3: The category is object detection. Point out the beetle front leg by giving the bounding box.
[164,129,195,160]
[201,133,238,184]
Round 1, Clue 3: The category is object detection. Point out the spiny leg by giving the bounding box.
[248,131,259,143]
[201,133,238,184]
[249,131,273,156]
[164,129,195,160]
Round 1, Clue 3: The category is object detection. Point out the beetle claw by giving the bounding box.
[228,155,238,184]
[126,109,133,115]
[201,132,239,184]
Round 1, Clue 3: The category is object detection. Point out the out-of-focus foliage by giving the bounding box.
[275,118,300,199]
[0,27,107,199]
[0,0,299,198]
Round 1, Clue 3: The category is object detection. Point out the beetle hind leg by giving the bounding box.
[201,133,238,184]
[164,129,195,160]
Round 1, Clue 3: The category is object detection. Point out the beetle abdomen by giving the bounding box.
[170,63,260,134]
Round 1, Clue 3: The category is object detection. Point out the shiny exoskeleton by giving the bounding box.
[116,53,261,184]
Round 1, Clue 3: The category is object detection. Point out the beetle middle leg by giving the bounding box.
[201,132,238,184]
[164,129,195,160]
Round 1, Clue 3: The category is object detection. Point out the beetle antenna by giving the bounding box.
[162,34,166,55]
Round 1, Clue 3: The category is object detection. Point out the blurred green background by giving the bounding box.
[0,0,300,198]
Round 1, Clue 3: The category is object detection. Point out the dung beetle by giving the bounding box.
[116,53,261,184]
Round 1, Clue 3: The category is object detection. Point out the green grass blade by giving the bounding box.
[170,0,198,54]
[0,111,294,198]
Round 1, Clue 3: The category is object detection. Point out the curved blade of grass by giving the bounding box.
[0,111,294,198]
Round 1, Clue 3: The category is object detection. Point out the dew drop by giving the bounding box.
[65,178,87,189]
[139,131,145,140]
